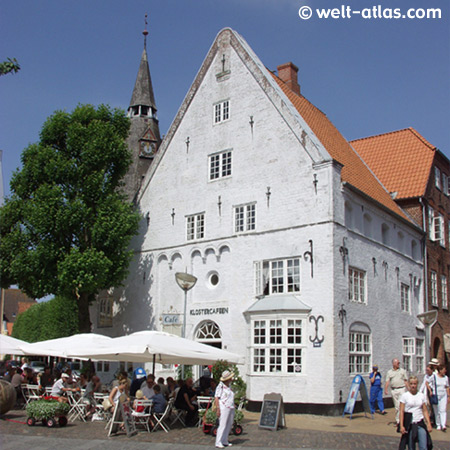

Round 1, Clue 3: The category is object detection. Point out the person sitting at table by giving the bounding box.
[157,377,169,398]
[132,389,147,412]
[152,384,167,414]
[38,366,54,390]
[22,367,38,385]
[82,374,102,416]
[175,377,198,427]
[141,374,156,399]
[50,373,79,403]
[108,378,129,413]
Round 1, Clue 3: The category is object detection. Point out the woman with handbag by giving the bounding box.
[399,375,432,450]
[432,365,450,431]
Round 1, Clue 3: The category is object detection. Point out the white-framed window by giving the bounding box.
[441,274,448,309]
[402,337,415,373]
[430,271,438,306]
[209,150,232,181]
[186,213,205,241]
[435,166,442,190]
[447,177,450,196]
[234,203,256,233]
[214,100,230,124]
[401,283,410,313]
[349,267,366,304]
[251,317,303,374]
[349,330,371,374]
[416,338,425,374]
[254,257,301,296]
[435,213,445,246]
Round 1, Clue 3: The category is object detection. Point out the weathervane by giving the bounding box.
[143,13,149,49]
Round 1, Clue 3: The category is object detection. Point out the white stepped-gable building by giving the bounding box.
[93,28,426,413]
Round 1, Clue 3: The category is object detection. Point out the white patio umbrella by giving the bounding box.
[19,333,114,358]
[0,334,29,356]
[67,330,244,365]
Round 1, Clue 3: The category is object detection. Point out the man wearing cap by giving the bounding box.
[50,373,79,403]
[214,370,235,449]
[369,365,386,415]
[384,358,409,425]
[130,367,147,397]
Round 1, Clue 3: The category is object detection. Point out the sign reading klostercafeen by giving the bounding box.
[190,307,229,316]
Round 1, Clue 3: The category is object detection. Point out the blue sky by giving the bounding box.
[1,0,449,197]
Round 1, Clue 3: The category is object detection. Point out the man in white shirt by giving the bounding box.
[385,358,409,425]
[141,374,155,399]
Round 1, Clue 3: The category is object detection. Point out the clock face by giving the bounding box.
[140,140,157,158]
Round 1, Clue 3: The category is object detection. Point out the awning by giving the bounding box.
[245,295,312,314]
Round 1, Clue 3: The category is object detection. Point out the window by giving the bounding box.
[428,206,435,240]
[441,275,448,309]
[448,177,450,196]
[186,213,205,241]
[98,297,113,327]
[430,271,438,306]
[416,339,425,374]
[251,318,303,374]
[349,267,366,304]
[209,150,232,180]
[402,337,415,373]
[434,213,445,246]
[349,331,371,374]
[401,283,410,313]
[381,223,390,245]
[255,258,301,296]
[214,100,230,124]
[435,166,442,190]
[443,175,449,196]
[234,203,256,233]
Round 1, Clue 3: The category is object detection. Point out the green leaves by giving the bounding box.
[1,104,139,331]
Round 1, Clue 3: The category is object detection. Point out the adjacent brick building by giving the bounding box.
[352,128,450,369]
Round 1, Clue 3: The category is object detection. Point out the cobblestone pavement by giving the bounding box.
[1,409,449,450]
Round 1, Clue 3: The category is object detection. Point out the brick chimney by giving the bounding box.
[277,62,300,95]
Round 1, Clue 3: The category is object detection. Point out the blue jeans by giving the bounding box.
[408,424,427,450]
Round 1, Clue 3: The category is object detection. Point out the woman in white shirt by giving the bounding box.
[432,365,450,431]
[214,370,235,449]
[399,375,432,450]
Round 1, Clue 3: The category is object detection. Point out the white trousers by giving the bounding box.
[215,405,235,447]
[391,387,406,423]
[433,393,448,428]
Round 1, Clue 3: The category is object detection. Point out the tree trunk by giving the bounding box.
[77,292,92,334]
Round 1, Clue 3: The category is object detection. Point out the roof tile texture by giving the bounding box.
[350,128,436,199]
[272,73,411,222]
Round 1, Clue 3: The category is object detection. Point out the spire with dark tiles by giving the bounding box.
[123,14,161,202]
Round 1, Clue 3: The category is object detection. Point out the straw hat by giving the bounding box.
[428,358,440,366]
[220,370,234,382]
[135,390,144,399]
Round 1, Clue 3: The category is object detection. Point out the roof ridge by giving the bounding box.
[350,127,412,143]
[407,127,436,151]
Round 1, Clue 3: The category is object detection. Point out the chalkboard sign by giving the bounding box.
[259,393,285,431]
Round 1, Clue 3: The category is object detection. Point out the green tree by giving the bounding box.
[1,104,140,333]
[212,360,247,405]
[12,296,79,342]
[0,57,20,76]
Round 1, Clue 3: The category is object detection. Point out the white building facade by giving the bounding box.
[92,28,425,413]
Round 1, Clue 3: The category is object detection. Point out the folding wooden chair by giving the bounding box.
[196,396,213,427]
[151,397,174,433]
[131,399,153,432]
[68,391,87,422]
[170,401,186,427]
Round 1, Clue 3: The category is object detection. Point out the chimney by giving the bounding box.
[277,62,300,95]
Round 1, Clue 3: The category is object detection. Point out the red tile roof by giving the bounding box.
[350,128,436,199]
[271,72,411,222]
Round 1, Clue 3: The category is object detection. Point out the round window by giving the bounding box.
[207,271,220,288]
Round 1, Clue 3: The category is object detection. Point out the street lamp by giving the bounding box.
[175,271,197,379]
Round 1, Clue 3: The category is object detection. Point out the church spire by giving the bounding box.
[128,13,158,118]
[123,14,161,202]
